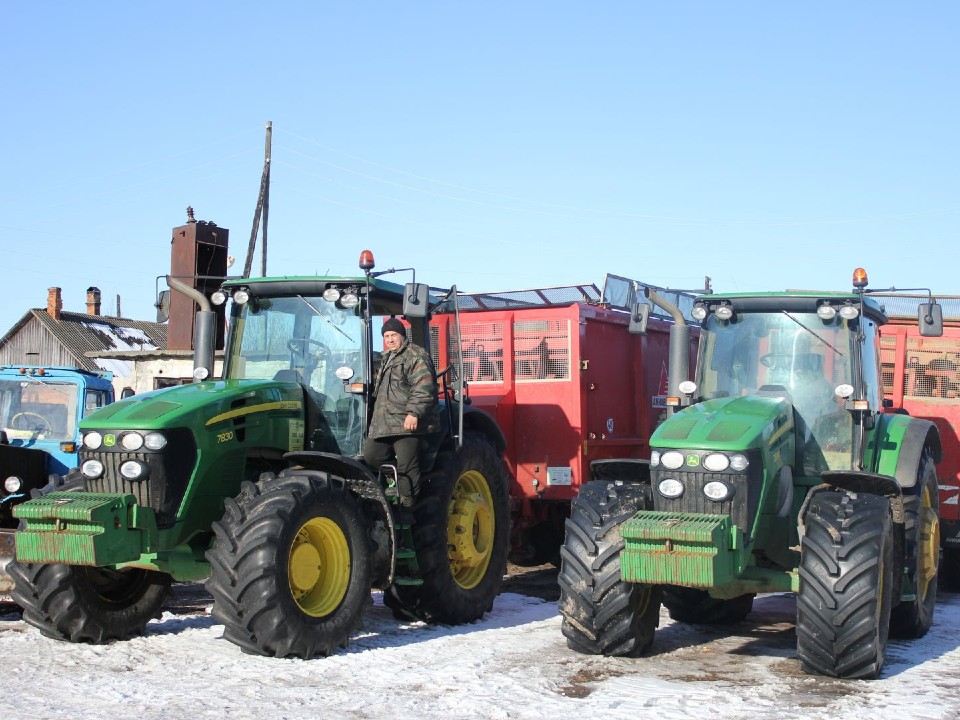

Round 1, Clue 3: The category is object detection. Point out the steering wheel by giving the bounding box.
[760,353,787,370]
[10,412,53,435]
[287,338,332,360]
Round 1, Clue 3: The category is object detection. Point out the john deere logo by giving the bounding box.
[686,454,700,467]
[104,434,116,447]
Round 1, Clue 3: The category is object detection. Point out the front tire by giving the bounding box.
[9,559,170,643]
[558,480,661,657]
[384,433,510,623]
[205,470,372,658]
[796,491,895,679]
[890,449,940,638]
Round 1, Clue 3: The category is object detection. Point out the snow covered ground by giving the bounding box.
[1,586,958,720]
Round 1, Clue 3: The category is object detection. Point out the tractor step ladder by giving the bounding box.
[378,463,423,586]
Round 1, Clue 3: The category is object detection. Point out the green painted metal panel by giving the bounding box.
[650,396,788,451]
[621,512,738,586]
[14,492,148,566]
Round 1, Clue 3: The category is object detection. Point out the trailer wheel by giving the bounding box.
[9,559,170,643]
[205,471,372,659]
[558,480,661,657]
[384,433,509,623]
[890,449,940,638]
[796,490,894,679]
[662,587,755,624]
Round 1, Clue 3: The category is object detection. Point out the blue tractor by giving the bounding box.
[0,366,115,599]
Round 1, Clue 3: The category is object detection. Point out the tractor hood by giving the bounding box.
[651,395,795,453]
[79,379,304,431]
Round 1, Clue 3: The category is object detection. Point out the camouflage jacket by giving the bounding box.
[368,339,440,439]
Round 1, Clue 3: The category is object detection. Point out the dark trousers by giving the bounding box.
[363,435,422,507]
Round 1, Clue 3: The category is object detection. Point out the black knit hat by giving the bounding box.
[381,317,407,337]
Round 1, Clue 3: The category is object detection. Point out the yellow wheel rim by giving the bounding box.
[447,469,495,590]
[288,517,351,617]
[918,483,941,599]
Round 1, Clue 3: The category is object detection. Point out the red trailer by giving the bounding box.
[430,276,698,563]
[879,294,960,585]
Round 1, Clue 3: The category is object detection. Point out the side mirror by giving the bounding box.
[121,387,136,399]
[918,302,943,337]
[628,303,650,334]
[403,283,430,319]
[156,290,171,323]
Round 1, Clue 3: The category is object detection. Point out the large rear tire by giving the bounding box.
[384,433,510,623]
[796,490,895,679]
[890,449,940,638]
[9,559,170,643]
[662,587,755,625]
[205,470,372,658]
[558,480,661,657]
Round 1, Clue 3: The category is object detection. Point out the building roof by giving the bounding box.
[0,309,167,376]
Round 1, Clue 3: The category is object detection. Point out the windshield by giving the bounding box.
[695,311,856,474]
[0,379,79,442]
[226,295,369,456]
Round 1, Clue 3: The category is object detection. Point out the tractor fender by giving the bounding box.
[462,406,507,454]
[817,470,903,511]
[888,417,941,490]
[282,451,390,511]
[589,458,651,484]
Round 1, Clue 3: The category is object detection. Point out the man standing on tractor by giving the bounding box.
[363,316,440,518]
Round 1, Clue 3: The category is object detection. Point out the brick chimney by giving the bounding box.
[86,287,102,316]
[47,287,62,321]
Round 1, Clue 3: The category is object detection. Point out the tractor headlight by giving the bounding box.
[211,290,228,306]
[143,432,167,450]
[703,481,735,502]
[658,478,685,499]
[83,431,103,450]
[703,453,730,472]
[839,304,859,320]
[4,476,23,494]
[817,304,837,320]
[729,454,749,471]
[121,432,144,451]
[340,292,360,309]
[119,460,148,481]
[323,288,341,302]
[660,451,684,470]
[81,459,105,479]
[715,304,734,321]
[650,450,661,467]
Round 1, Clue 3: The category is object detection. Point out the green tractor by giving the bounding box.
[559,268,943,678]
[9,251,510,658]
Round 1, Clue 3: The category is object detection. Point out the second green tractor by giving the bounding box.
[559,269,943,678]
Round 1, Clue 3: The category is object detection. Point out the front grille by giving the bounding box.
[80,428,197,528]
[650,450,763,543]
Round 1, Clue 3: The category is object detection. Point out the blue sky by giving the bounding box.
[2,2,958,334]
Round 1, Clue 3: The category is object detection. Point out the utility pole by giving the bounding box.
[243,121,272,279]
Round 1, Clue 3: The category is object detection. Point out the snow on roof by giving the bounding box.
[94,357,133,377]
[80,321,158,351]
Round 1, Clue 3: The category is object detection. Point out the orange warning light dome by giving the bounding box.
[359,249,375,272]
